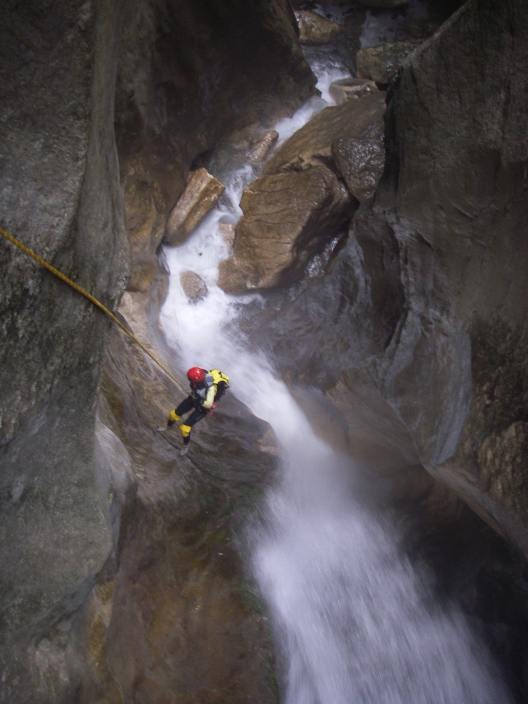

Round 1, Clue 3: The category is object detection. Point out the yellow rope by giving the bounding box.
[0,225,181,388]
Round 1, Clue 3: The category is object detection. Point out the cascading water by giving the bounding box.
[160,56,512,703]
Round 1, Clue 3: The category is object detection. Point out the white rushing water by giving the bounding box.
[160,58,511,704]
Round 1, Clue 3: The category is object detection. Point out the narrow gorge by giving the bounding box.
[1,1,527,703]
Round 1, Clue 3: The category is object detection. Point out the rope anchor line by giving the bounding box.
[0,225,180,388]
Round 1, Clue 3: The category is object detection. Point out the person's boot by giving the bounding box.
[179,424,192,455]
[167,410,182,427]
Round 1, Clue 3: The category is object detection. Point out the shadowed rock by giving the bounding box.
[333,132,385,201]
[330,77,378,105]
[357,0,408,7]
[357,40,421,84]
[165,169,224,246]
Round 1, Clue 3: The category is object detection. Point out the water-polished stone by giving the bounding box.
[165,168,224,246]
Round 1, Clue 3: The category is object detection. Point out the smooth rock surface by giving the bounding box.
[180,270,209,303]
[165,168,224,246]
[219,165,352,292]
[295,10,343,44]
[0,2,128,700]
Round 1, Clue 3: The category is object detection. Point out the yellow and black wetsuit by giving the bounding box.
[168,369,229,444]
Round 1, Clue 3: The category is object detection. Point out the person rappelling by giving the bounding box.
[167,367,230,454]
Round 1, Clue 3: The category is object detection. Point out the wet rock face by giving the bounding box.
[76,290,279,704]
[0,2,128,700]
[0,0,314,700]
[371,0,528,530]
[251,1,528,555]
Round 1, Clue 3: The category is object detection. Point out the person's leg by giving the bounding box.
[175,395,195,417]
[179,406,208,445]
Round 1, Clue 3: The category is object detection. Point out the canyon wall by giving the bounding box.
[357,0,528,548]
[0,1,313,701]
[249,0,528,556]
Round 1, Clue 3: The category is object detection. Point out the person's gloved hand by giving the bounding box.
[168,409,181,427]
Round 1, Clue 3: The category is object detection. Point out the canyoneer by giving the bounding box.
[167,367,229,454]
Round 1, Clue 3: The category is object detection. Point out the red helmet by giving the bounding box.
[187,367,206,384]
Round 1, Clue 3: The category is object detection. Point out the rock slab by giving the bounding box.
[247,130,279,164]
[165,168,224,245]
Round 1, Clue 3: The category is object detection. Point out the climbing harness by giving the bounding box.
[0,225,180,388]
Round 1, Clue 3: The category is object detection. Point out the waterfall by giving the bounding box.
[160,57,511,704]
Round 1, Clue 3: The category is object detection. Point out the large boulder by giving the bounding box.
[295,10,343,45]
[219,91,385,293]
[218,165,352,292]
[165,168,224,246]
[264,90,385,173]
[357,40,421,84]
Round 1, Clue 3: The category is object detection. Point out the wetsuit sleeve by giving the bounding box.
[202,384,217,410]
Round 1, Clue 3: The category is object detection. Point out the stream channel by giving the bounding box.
[159,52,511,704]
